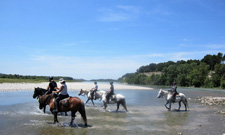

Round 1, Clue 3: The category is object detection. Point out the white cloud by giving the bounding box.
[98,5,141,22]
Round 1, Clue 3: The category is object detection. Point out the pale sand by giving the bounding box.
[0,82,152,91]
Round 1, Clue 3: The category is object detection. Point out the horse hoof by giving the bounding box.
[57,123,63,127]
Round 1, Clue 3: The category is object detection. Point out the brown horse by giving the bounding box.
[33,88,68,115]
[33,87,48,113]
[38,94,87,127]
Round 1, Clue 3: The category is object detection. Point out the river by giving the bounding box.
[0,87,224,135]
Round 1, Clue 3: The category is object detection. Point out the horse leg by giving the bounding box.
[70,111,78,127]
[178,101,181,111]
[183,99,187,111]
[91,99,95,107]
[164,101,170,110]
[85,99,90,104]
[43,105,46,113]
[103,102,107,110]
[168,101,172,111]
[54,112,59,123]
[116,102,120,112]
[70,116,75,127]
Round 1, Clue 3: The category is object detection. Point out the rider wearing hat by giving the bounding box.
[53,78,69,112]
[46,76,57,95]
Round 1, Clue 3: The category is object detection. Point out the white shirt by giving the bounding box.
[60,83,68,95]
[95,84,98,90]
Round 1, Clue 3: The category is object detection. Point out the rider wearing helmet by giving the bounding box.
[46,76,57,95]
[91,81,98,100]
[170,81,178,102]
[106,82,114,103]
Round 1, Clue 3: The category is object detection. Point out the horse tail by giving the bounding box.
[121,98,128,112]
[79,100,88,126]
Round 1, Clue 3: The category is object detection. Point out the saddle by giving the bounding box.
[109,95,116,101]
[59,97,71,107]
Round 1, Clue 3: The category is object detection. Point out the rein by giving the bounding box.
[80,93,86,97]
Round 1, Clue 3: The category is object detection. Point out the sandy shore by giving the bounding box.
[0,82,152,91]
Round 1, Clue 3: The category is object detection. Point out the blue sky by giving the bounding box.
[0,0,225,80]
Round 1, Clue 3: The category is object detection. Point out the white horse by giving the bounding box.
[101,92,128,112]
[78,89,105,106]
[157,89,188,111]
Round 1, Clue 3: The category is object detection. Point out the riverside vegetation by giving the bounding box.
[0,74,82,83]
[118,52,225,89]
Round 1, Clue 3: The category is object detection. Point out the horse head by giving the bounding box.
[157,89,164,98]
[33,87,39,99]
[78,89,84,96]
[33,87,48,99]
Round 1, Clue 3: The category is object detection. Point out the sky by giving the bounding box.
[0,0,225,80]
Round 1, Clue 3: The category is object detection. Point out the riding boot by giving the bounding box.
[53,100,58,113]
[91,91,94,100]
[106,97,110,103]
[172,94,176,103]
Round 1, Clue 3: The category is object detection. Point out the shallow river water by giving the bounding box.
[0,87,225,135]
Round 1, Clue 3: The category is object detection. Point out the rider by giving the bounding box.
[53,78,69,112]
[90,81,98,100]
[106,82,114,103]
[170,81,178,102]
[46,76,57,95]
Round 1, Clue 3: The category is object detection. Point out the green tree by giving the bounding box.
[212,64,225,87]
[201,52,223,70]
[188,63,209,87]
[162,65,178,85]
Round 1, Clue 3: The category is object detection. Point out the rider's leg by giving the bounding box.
[54,95,62,112]
[94,91,97,100]
[53,98,58,112]
[172,93,176,102]
[91,91,94,100]
[106,93,110,103]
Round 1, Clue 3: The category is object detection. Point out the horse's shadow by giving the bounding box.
[110,110,128,113]
[47,122,92,128]
[103,109,128,113]
[64,123,92,128]
[170,109,190,112]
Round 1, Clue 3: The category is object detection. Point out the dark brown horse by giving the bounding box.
[33,87,48,99]
[33,87,48,113]
[33,88,68,116]
[38,94,88,127]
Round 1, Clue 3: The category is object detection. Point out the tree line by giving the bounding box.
[118,52,225,89]
[0,74,75,81]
